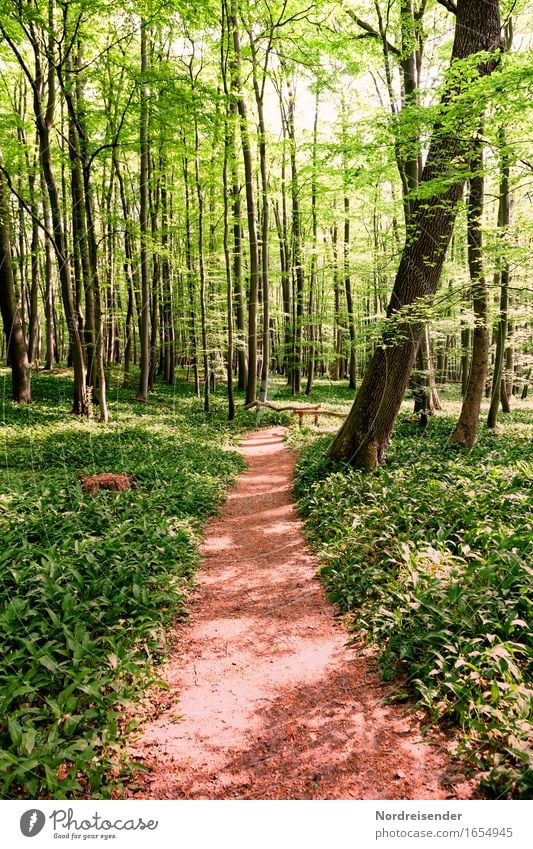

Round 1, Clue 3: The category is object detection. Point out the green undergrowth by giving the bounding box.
[294,408,533,798]
[0,369,273,798]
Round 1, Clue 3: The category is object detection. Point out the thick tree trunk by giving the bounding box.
[329,0,501,468]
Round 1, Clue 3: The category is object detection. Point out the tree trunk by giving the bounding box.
[40,168,55,371]
[182,148,200,397]
[487,128,511,429]
[113,154,136,388]
[343,195,356,390]
[229,0,259,405]
[26,153,40,365]
[222,85,236,418]
[250,47,271,402]
[273,198,291,380]
[450,132,489,447]
[137,21,151,402]
[35,4,87,415]
[230,102,247,391]
[193,108,210,413]
[305,88,320,396]
[0,161,31,403]
[285,78,304,395]
[329,0,501,468]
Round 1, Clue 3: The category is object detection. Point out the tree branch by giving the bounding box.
[0,164,56,248]
[0,21,38,94]
[343,5,400,56]
[436,0,457,14]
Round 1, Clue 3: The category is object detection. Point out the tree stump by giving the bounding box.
[80,473,136,493]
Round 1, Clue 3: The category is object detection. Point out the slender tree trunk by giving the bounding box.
[487,128,511,428]
[331,219,343,381]
[305,88,320,396]
[193,109,210,413]
[182,149,200,397]
[273,198,291,380]
[249,37,271,402]
[160,167,175,385]
[67,82,94,386]
[113,155,135,388]
[285,78,304,395]
[228,101,247,391]
[34,5,87,415]
[222,88,235,418]
[40,169,55,371]
[451,133,489,447]
[501,332,513,411]
[27,169,40,365]
[229,0,259,405]
[137,21,151,401]
[0,161,31,403]
[343,195,356,390]
[148,158,160,393]
[221,13,236,417]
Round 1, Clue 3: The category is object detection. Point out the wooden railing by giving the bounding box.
[244,400,347,428]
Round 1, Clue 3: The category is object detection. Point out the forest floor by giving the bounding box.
[126,426,475,800]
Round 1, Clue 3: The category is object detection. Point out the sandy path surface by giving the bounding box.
[127,427,468,799]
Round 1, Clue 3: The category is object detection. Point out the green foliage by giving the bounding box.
[294,408,533,798]
[0,371,247,798]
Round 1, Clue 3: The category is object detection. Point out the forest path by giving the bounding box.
[127,427,468,800]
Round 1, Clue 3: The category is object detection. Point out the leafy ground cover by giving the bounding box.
[293,389,533,798]
[0,369,273,799]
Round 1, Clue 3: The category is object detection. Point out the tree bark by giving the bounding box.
[450,132,489,447]
[36,2,88,415]
[0,161,31,403]
[487,128,511,429]
[305,88,320,396]
[137,20,151,402]
[285,76,304,395]
[229,0,259,405]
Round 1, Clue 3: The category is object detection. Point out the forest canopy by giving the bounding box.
[0,0,530,455]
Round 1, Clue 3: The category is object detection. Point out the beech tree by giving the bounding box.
[329,0,502,469]
[0,159,31,403]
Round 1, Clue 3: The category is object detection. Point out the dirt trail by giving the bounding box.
[128,427,469,800]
